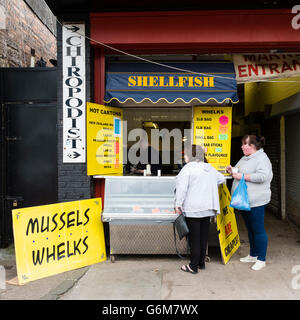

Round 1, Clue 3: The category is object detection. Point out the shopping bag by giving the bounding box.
[229,174,251,211]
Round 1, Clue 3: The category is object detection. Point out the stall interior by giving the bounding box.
[122,107,192,176]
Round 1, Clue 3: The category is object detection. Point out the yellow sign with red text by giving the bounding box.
[217,184,240,264]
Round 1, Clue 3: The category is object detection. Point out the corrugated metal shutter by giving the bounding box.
[285,113,300,227]
[262,118,281,217]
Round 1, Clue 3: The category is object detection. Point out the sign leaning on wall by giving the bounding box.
[12,198,106,284]
[62,23,86,163]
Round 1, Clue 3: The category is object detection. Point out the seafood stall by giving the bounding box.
[95,175,219,261]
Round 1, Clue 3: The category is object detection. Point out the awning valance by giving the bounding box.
[104,62,239,104]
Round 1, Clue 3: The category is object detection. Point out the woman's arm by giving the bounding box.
[249,157,271,183]
[175,167,189,209]
[216,170,226,185]
[232,172,251,181]
[232,158,271,183]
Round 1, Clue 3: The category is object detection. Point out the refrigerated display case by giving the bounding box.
[97,175,219,261]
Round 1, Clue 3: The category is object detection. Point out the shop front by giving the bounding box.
[88,59,238,258]
[56,8,300,258]
[39,3,300,258]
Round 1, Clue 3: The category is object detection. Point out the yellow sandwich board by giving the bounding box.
[12,198,106,284]
[217,184,240,264]
[87,102,123,176]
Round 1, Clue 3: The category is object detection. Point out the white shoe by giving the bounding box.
[240,255,258,263]
[251,260,266,271]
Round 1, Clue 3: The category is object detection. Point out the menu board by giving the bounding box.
[87,102,123,176]
[193,106,232,173]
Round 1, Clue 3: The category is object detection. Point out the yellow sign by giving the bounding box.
[87,102,123,176]
[193,106,232,173]
[12,198,106,284]
[217,184,240,264]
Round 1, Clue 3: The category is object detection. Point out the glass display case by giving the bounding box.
[98,176,219,261]
[102,176,177,224]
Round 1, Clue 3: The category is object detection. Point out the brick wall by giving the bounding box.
[57,15,93,202]
[0,0,56,67]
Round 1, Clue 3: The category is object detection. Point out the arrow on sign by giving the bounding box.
[66,25,80,33]
[67,151,81,159]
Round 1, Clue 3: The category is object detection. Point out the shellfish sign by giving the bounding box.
[12,198,106,284]
[62,23,86,163]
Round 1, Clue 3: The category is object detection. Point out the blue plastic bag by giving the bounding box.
[230,174,251,211]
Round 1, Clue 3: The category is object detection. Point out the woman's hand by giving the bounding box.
[175,207,183,215]
[226,165,233,175]
[232,172,242,180]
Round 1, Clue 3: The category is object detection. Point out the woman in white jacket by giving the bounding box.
[175,145,225,274]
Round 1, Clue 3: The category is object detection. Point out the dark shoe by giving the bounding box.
[199,264,205,270]
[181,264,198,274]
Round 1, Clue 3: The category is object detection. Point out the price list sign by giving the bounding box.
[193,106,232,173]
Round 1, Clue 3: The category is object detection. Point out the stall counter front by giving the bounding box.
[94,175,219,260]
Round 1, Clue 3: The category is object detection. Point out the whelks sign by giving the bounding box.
[193,106,232,174]
[233,54,300,83]
[12,198,106,284]
[104,62,239,104]
[62,24,86,163]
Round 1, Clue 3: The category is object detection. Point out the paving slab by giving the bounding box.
[61,212,300,300]
[1,211,300,300]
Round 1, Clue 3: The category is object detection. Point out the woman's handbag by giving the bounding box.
[229,174,251,211]
[174,213,189,240]
[173,212,189,259]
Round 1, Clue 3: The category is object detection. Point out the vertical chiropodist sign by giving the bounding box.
[62,24,86,162]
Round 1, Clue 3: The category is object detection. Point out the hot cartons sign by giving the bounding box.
[12,198,106,284]
[86,102,123,176]
[193,106,232,173]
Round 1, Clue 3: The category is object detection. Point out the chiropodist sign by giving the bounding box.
[87,102,123,176]
[62,23,86,163]
[12,198,106,284]
[193,106,232,173]
[217,184,240,264]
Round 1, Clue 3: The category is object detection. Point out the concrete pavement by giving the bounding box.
[1,211,300,300]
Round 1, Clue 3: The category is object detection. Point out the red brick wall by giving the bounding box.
[0,0,56,67]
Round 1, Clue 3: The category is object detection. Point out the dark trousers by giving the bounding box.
[186,217,210,272]
[240,205,268,261]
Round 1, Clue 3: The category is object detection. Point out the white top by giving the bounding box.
[175,161,225,217]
